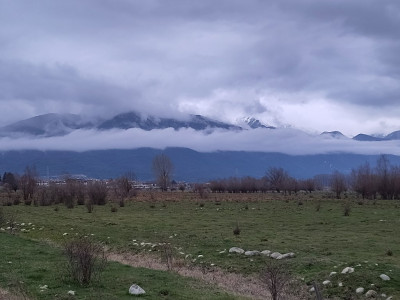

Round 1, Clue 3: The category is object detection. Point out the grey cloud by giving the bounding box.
[0,0,400,133]
[0,128,400,156]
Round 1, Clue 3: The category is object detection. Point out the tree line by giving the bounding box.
[208,155,400,200]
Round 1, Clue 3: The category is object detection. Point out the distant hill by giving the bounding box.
[98,112,241,131]
[1,148,400,181]
[0,113,93,137]
[320,131,347,139]
[353,134,384,141]
[384,130,400,140]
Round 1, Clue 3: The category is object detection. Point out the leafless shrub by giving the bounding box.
[160,243,174,271]
[261,260,292,300]
[85,198,93,213]
[315,201,321,212]
[64,236,107,285]
[0,207,5,227]
[194,184,209,199]
[87,181,108,205]
[7,212,17,234]
[343,201,351,216]
[233,222,241,236]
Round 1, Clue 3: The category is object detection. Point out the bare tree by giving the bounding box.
[266,167,289,193]
[331,171,347,199]
[376,155,391,199]
[19,166,38,202]
[351,162,376,199]
[152,154,173,191]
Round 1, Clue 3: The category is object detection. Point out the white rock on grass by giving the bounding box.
[356,287,365,294]
[329,272,337,276]
[277,253,295,259]
[261,250,271,256]
[245,250,260,256]
[365,290,377,298]
[309,287,315,293]
[270,252,282,259]
[338,282,343,287]
[67,290,75,296]
[129,284,146,295]
[341,267,354,274]
[322,280,331,285]
[380,274,390,281]
[229,247,245,254]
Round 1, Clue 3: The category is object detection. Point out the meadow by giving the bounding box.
[1,191,399,299]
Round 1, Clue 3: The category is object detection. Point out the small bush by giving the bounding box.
[119,199,125,207]
[87,181,108,205]
[261,260,292,300]
[12,195,21,206]
[386,249,393,256]
[315,201,321,212]
[233,223,241,236]
[111,206,117,213]
[85,199,93,213]
[160,243,174,271]
[24,197,32,206]
[199,202,205,208]
[343,202,351,216]
[64,236,107,285]
[0,207,5,227]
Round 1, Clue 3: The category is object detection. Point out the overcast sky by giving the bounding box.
[1,0,400,136]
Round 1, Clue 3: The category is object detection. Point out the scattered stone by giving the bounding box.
[229,247,245,254]
[365,290,377,298]
[219,249,226,254]
[39,285,48,290]
[356,287,365,294]
[338,282,343,287]
[261,250,271,256]
[386,296,393,300]
[381,294,387,298]
[129,284,145,295]
[277,252,295,259]
[380,274,390,281]
[197,255,204,258]
[244,250,260,256]
[341,267,354,274]
[322,280,331,285]
[67,290,75,296]
[309,287,315,292]
[270,252,282,259]
[329,272,337,276]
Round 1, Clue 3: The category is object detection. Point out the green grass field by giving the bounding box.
[1,191,399,299]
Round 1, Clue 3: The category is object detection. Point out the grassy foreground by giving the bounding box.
[0,233,245,300]
[1,191,400,299]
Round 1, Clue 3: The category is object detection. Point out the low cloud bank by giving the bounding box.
[0,128,399,156]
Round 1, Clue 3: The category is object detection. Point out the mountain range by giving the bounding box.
[1,112,400,181]
[0,112,246,137]
[2,148,400,181]
[0,112,398,141]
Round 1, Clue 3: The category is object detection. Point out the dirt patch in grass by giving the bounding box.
[0,287,28,300]
[108,251,305,300]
